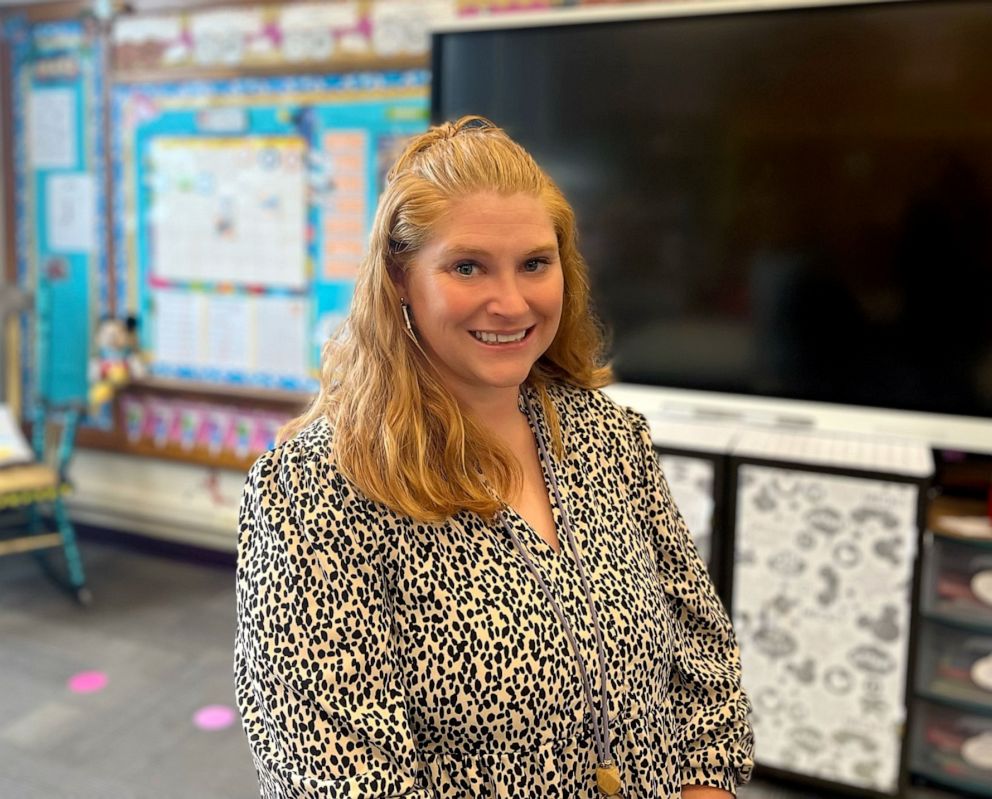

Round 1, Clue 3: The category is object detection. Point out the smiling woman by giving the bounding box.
[398,192,564,418]
[280,115,610,522]
[235,116,755,799]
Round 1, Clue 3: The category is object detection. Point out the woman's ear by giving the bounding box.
[387,262,407,294]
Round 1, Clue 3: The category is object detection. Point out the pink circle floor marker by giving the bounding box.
[193,704,236,731]
[68,671,108,694]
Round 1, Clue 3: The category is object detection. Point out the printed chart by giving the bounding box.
[113,70,429,390]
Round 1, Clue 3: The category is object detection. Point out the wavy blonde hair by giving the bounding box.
[282,116,612,521]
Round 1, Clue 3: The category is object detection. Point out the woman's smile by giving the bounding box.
[400,191,564,409]
[470,326,534,346]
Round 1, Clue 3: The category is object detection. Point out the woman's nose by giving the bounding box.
[486,273,530,318]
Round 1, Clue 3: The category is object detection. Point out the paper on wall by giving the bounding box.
[372,0,456,55]
[279,1,359,61]
[46,172,96,254]
[253,295,308,380]
[149,137,307,290]
[28,88,76,169]
[153,288,206,368]
[279,1,359,30]
[282,29,334,62]
[113,15,183,44]
[190,8,263,36]
[205,294,252,373]
[191,9,263,64]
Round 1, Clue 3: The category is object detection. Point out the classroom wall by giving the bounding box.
[69,449,243,549]
[53,0,745,551]
[10,0,957,552]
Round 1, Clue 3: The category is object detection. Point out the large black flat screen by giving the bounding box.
[432,0,992,418]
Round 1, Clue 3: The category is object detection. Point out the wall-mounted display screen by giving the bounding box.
[433,0,992,421]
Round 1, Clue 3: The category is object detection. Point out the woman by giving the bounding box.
[235,116,754,798]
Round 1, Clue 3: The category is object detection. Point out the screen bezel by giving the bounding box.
[430,0,992,453]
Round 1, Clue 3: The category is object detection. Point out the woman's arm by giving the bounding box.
[235,441,430,798]
[683,786,734,798]
[626,409,756,796]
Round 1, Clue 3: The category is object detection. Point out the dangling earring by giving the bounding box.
[400,298,418,343]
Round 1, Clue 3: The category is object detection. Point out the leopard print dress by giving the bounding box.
[235,381,754,798]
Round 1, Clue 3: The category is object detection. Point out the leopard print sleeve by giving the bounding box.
[234,422,431,798]
[625,408,756,795]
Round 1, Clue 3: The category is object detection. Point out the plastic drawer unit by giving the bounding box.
[922,533,992,628]
[916,619,992,712]
[911,696,992,796]
[913,503,992,796]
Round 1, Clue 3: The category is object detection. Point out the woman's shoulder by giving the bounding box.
[243,415,363,524]
[544,380,644,432]
[241,415,400,560]
[246,416,332,488]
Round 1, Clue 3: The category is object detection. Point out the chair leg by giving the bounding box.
[53,497,89,603]
[28,502,48,571]
[28,503,41,534]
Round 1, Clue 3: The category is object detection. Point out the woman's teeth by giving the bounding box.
[473,329,527,344]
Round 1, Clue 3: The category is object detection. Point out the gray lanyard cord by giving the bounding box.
[498,390,615,772]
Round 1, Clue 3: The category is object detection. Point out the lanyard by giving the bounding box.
[498,390,623,797]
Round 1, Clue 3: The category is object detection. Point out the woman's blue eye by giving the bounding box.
[524,258,549,272]
[454,262,476,276]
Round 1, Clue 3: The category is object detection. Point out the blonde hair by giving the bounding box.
[283,116,612,521]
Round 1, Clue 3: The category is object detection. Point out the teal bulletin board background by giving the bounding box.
[5,17,107,406]
[113,70,429,391]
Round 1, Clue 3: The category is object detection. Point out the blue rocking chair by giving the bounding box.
[0,286,89,604]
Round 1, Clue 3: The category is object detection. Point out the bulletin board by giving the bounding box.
[4,16,108,406]
[112,69,429,391]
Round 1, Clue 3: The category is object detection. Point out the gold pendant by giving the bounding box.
[596,761,622,796]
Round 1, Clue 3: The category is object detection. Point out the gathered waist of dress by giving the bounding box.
[415,698,656,764]
[410,700,676,799]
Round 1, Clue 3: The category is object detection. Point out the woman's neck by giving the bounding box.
[455,385,528,443]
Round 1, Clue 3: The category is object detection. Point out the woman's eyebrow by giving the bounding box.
[436,243,558,260]
[437,245,492,260]
[522,244,559,257]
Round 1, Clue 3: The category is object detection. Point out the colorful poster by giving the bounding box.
[113,70,429,391]
[321,130,368,280]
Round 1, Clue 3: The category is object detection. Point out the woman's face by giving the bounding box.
[400,191,564,408]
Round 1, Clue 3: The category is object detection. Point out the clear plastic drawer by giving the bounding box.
[922,533,992,630]
[917,619,992,712]
[911,698,992,796]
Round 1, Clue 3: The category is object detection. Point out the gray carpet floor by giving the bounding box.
[0,538,961,799]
